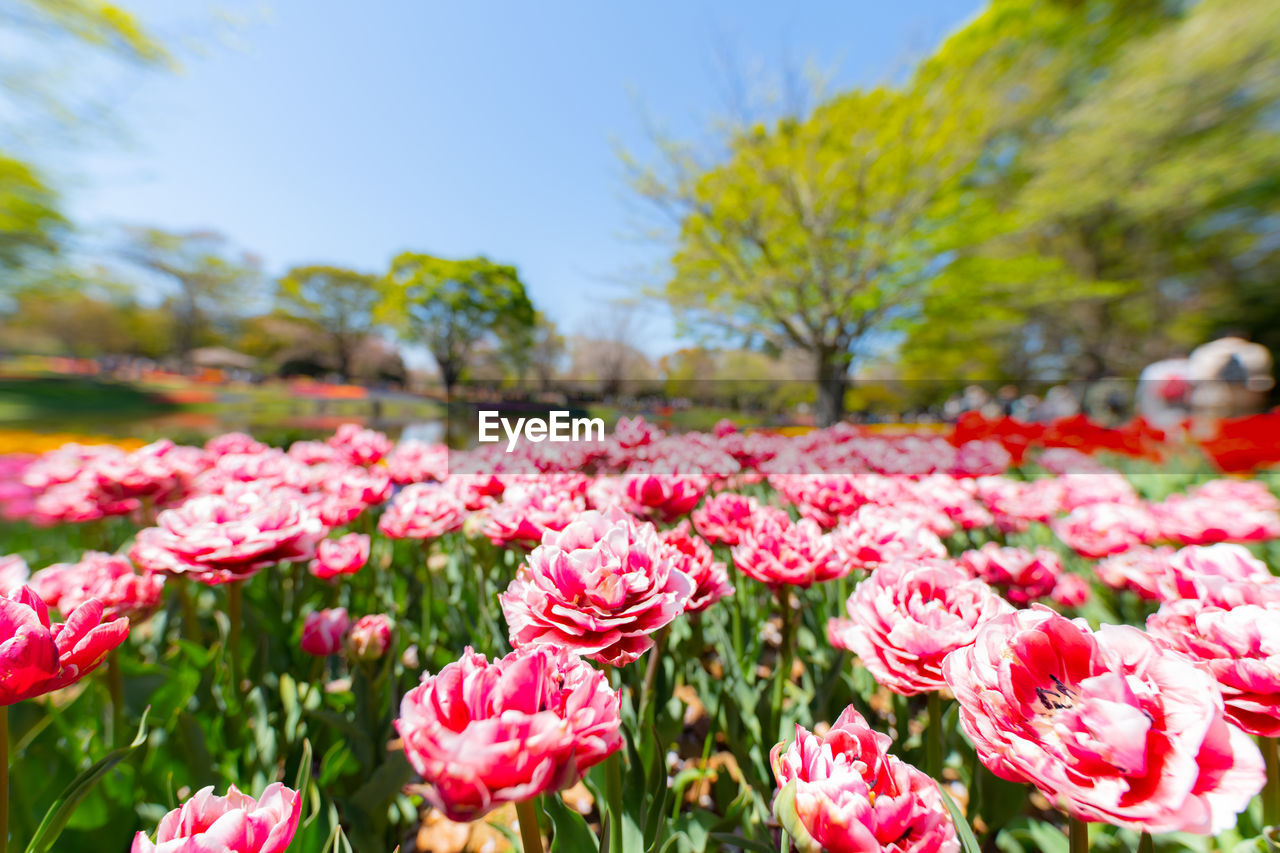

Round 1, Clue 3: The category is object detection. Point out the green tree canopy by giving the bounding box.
[276,264,384,380]
[381,253,535,393]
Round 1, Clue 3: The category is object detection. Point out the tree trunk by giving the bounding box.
[814,351,850,427]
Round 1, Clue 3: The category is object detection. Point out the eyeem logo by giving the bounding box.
[477,410,606,452]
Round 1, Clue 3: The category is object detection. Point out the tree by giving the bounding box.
[381,253,535,396]
[121,228,260,365]
[0,154,64,270]
[896,0,1202,383]
[631,83,983,425]
[276,265,384,381]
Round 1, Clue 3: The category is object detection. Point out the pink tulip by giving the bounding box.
[385,440,450,485]
[499,506,693,666]
[732,512,846,590]
[956,543,1065,606]
[1157,543,1275,602]
[30,551,164,621]
[829,506,946,572]
[481,482,585,549]
[308,533,370,580]
[943,605,1264,834]
[396,645,622,821]
[131,782,301,853]
[0,586,129,705]
[828,560,1013,695]
[1148,578,1280,737]
[690,492,759,546]
[1095,545,1175,601]
[130,486,324,585]
[377,483,465,540]
[771,705,959,853]
[0,554,29,596]
[1151,495,1280,546]
[347,614,393,662]
[622,472,708,522]
[327,423,391,466]
[1051,502,1158,558]
[300,608,350,657]
[657,520,734,614]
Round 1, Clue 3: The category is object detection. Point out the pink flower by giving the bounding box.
[732,512,847,590]
[0,554,29,596]
[205,432,268,457]
[771,474,873,529]
[713,418,737,438]
[1147,578,1280,737]
[377,484,466,540]
[347,613,393,662]
[396,645,622,821]
[771,706,959,853]
[131,782,301,853]
[30,551,164,621]
[300,607,350,657]
[657,520,734,614]
[691,492,760,546]
[943,606,1264,834]
[622,472,708,522]
[828,560,1013,695]
[308,533,370,580]
[499,506,693,666]
[0,586,129,705]
[956,543,1064,606]
[1190,479,1279,512]
[482,482,585,549]
[1151,495,1280,546]
[327,423,391,466]
[1050,573,1091,608]
[130,487,325,585]
[830,507,947,572]
[385,440,450,484]
[1051,502,1158,558]
[1095,546,1175,601]
[1157,543,1274,602]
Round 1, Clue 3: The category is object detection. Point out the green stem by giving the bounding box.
[1264,736,1280,828]
[178,580,200,643]
[639,627,669,727]
[1068,816,1089,853]
[605,750,624,853]
[1,704,8,853]
[515,797,544,853]
[227,580,244,690]
[1137,832,1154,853]
[107,654,125,746]
[926,691,945,780]
[770,591,797,740]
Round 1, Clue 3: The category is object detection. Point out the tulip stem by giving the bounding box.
[770,591,797,740]
[1068,816,1089,853]
[926,691,945,780]
[1137,832,1153,853]
[1,704,8,853]
[227,580,244,690]
[107,654,125,746]
[515,797,544,853]
[605,751,624,853]
[1264,736,1280,828]
[640,627,669,727]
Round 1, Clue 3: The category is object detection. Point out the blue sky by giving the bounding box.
[68,0,981,356]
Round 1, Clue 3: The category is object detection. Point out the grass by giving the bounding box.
[0,377,175,423]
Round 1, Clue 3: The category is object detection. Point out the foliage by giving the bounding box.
[380,253,536,392]
[275,266,386,381]
[120,228,262,362]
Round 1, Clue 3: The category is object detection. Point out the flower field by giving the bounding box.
[2,417,1280,852]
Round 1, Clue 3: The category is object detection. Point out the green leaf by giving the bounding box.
[939,786,982,853]
[544,793,599,853]
[25,706,150,853]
